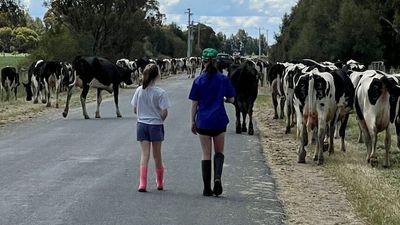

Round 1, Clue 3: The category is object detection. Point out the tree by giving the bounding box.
[0,26,13,52]
[44,0,152,60]
[0,0,26,27]
[11,27,39,52]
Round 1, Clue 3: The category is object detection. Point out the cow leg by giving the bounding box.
[315,121,325,165]
[113,87,122,118]
[291,106,296,127]
[285,100,291,134]
[334,121,341,139]
[55,78,61,108]
[235,105,241,134]
[298,123,307,163]
[359,120,372,163]
[45,80,51,107]
[272,92,279,119]
[328,123,335,155]
[357,123,364,143]
[241,112,247,133]
[13,85,17,100]
[279,96,285,119]
[80,85,90,119]
[383,127,391,168]
[248,106,254,135]
[62,86,73,118]
[5,85,10,101]
[32,83,39,104]
[369,128,378,167]
[95,89,102,118]
[339,114,350,152]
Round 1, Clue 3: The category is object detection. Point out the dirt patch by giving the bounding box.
[254,94,366,225]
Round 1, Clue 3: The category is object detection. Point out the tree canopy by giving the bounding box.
[270,0,400,69]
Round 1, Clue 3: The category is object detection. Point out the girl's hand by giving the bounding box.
[191,122,197,135]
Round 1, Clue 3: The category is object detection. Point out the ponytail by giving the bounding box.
[142,64,159,89]
[205,58,218,79]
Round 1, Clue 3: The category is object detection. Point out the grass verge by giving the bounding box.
[255,88,400,225]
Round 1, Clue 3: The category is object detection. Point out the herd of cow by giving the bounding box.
[267,59,400,167]
[0,56,203,117]
[3,54,397,167]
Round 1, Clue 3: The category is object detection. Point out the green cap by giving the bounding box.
[202,48,218,60]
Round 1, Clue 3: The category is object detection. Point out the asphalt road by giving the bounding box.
[0,74,285,225]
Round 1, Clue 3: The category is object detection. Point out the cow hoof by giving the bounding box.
[323,142,329,152]
[242,127,247,132]
[56,103,59,108]
[33,100,38,104]
[62,111,68,118]
[313,155,318,161]
[236,128,242,134]
[317,159,324,165]
[248,129,254,135]
[297,159,306,163]
[370,157,378,167]
[383,164,390,169]
[298,151,306,163]
[273,115,278,119]
[84,115,90,119]
[95,115,101,118]
[42,100,47,104]
[285,129,290,134]
[117,114,122,118]
[46,103,51,107]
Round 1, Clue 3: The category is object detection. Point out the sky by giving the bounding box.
[25,0,298,44]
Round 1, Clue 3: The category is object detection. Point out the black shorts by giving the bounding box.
[196,127,226,137]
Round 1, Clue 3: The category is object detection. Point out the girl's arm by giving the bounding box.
[160,109,168,121]
[133,107,137,114]
[191,101,198,134]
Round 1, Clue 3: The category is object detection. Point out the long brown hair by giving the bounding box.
[142,64,159,89]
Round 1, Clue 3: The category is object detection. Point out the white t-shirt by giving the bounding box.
[131,85,171,125]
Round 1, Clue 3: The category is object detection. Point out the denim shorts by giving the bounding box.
[137,122,165,142]
[196,127,226,137]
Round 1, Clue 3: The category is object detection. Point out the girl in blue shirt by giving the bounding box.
[188,48,236,196]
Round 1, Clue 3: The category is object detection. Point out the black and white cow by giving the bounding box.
[24,60,44,103]
[283,63,306,134]
[25,60,64,107]
[354,70,400,167]
[62,56,135,119]
[187,57,198,78]
[116,58,139,86]
[228,60,258,135]
[293,68,354,165]
[268,63,287,119]
[1,66,19,101]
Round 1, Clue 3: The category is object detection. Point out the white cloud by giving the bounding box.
[158,0,180,15]
[22,0,31,8]
[231,0,245,4]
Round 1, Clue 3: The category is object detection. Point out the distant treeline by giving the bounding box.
[270,0,400,69]
[0,0,268,64]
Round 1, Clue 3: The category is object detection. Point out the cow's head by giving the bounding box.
[119,67,134,85]
[23,82,33,101]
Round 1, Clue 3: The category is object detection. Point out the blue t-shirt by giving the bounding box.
[188,71,236,129]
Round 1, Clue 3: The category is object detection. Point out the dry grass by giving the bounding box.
[256,87,400,225]
[0,88,115,125]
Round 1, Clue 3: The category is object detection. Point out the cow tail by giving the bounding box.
[69,70,77,87]
[306,74,317,143]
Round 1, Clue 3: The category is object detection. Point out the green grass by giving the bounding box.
[0,53,32,100]
[256,89,400,225]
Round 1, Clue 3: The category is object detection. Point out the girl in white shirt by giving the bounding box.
[131,64,171,192]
